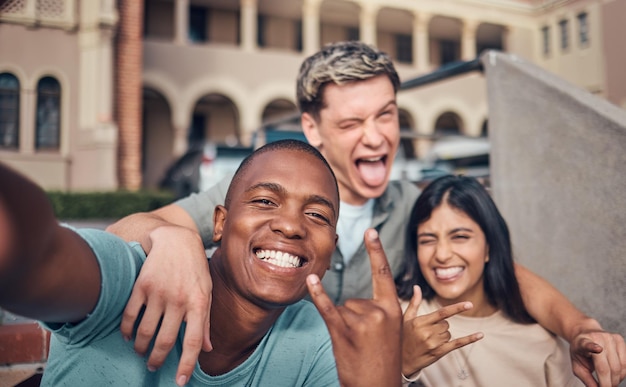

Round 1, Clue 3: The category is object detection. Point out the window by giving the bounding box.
[542,26,550,56]
[257,14,266,47]
[577,12,589,46]
[440,40,460,65]
[188,114,206,149]
[347,27,359,41]
[189,6,208,43]
[396,34,413,64]
[143,0,174,39]
[559,19,569,51]
[0,73,19,149]
[295,20,303,52]
[35,77,61,150]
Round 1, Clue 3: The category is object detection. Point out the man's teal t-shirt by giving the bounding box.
[40,228,339,386]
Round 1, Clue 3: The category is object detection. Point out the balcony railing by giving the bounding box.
[0,0,77,30]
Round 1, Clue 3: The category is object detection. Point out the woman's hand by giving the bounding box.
[401,286,483,378]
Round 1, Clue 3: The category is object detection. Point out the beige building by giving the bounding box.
[0,0,624,192]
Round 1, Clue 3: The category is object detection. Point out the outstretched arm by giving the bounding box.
[0,163,100,323]
[515,263,626,386]
[106,194,219,384]
[307,229,402,387]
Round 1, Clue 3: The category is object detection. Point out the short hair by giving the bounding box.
[396,175,535,324]
[296,41,400,121]
[225,139,339,214]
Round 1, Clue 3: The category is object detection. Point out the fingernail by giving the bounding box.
[148,365,156,372]
[123,335,130,342]
[366,228,378,240]
[176,375,188,386]
[307,274,320,285]
[464,302,473,310]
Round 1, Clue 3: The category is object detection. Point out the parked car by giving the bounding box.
[198,143,254,192]
[160,143,253,199]
[159,146,203,199]
[389,133,490,188]
[425,135,490,178]
[160,127,306,199]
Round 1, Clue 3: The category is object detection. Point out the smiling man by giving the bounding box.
[0,140,403,386]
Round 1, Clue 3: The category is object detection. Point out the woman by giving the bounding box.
[397,175,582,387]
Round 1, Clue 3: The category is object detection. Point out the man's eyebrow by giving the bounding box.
[381,100,397,110]
[376,100,397,115]
[337,99,397,125]
[245,182,283,195]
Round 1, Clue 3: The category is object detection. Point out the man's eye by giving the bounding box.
[307,212,330,224]
[253,198,275,206]
[339,121,360,130]
[418,239,435,245]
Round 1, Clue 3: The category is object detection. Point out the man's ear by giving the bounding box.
[301,113,322,147]
[212,205,227,243]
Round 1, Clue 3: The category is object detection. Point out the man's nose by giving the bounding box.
[361,119,384,148]
[270,206,306,239]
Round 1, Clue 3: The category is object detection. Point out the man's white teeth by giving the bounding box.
[362,156,382,162]
[256,250,301,268]
[435,266,463,279]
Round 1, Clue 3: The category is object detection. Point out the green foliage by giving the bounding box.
[46,190,176,220]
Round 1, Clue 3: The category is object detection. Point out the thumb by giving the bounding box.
[404,285,423,322]
[578,337,604,356]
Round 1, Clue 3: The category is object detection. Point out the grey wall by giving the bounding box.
[482,51,626,340]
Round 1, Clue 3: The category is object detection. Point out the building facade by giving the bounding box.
[0,0,624,191]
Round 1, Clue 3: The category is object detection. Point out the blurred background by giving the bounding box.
[1,0,623,196]
[1,0,625,386]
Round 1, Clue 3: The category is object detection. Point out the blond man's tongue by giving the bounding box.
[357,159,387,186]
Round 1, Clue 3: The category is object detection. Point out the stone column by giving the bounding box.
[302,0,321,55]
[359,3,379,45]
[23,0,37,25]
[413,11,432,72]
[174,0,189,44]
[461,19,478,61]
[241,0,258,51]
[98,27,115,126]
[98,0,117,127]
[172,108,191,157]
[116,0,144,190]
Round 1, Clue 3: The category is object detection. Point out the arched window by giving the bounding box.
[0,73,20,149]
[36,76,61,150]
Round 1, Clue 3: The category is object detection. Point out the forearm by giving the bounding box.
[0,164,101,321]
[106,204,200,254]
[0,163,57,292]
[515,263,597,342]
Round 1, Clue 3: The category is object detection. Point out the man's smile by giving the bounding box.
[255,248,305,268]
